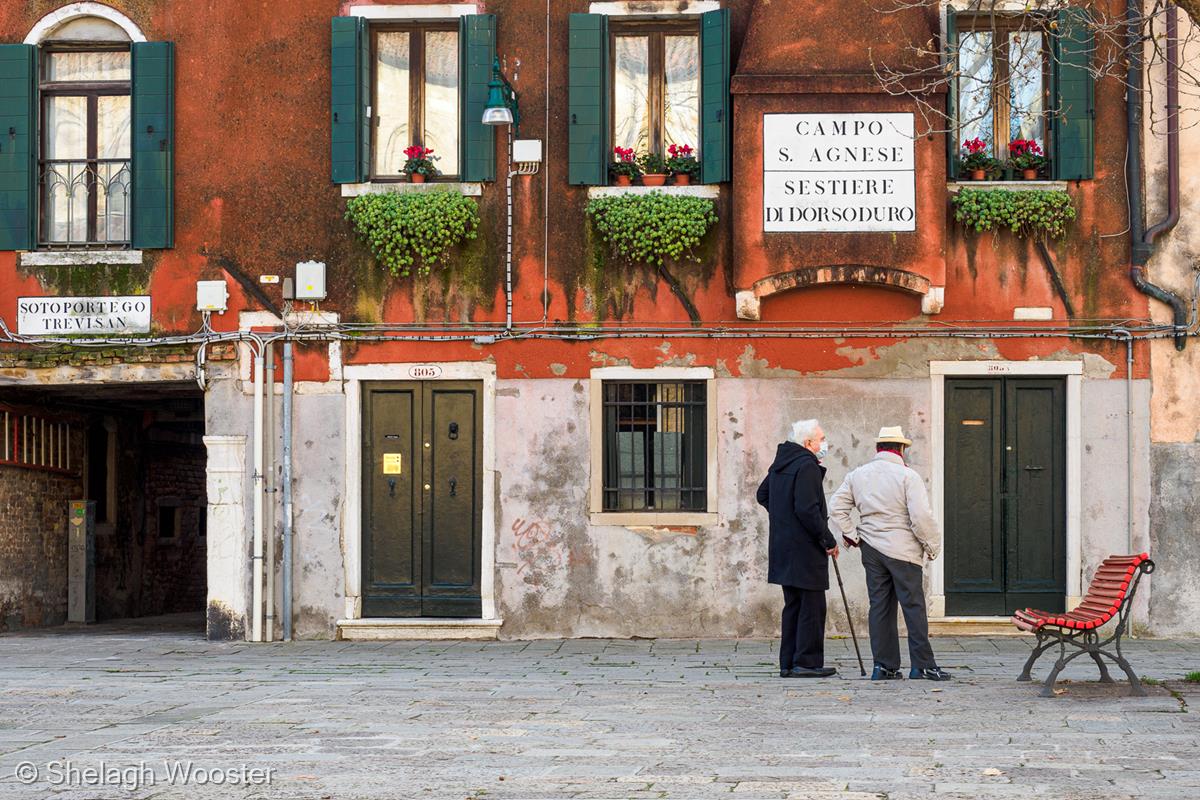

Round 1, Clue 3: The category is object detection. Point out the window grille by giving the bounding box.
[601,381,706,512]
[0,407,73,472]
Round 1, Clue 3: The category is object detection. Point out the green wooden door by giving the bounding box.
[362,381,482,618]
[945,378,1066,615]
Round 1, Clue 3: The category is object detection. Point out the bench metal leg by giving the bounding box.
[1099,650,1146,697]
[1017,635,1052,682]
[1090,651,1115,683]
[1039,647,1087,698]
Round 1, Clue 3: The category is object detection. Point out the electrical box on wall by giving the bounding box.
[295,261,326,301]
[513,139,542,163]
[196,280,229,312]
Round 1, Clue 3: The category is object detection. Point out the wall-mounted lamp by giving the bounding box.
[482,57,520,136]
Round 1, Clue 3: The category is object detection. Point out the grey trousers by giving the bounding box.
[860,541,936,671]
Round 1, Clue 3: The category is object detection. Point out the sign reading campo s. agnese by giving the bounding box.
[763,113,916,233]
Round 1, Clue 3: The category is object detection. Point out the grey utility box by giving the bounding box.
[67,500,96,623]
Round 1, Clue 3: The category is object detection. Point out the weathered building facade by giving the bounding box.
[0,0,1196,640]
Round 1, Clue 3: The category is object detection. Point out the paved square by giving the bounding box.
[1,616,1198,799]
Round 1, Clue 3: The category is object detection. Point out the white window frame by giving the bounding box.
[589,1,719,15]
[589,366,718,526]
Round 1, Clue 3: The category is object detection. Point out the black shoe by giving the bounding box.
[910,666,952,681]
[789,666,837,678]
[871,665,903,681]
[780,669,793,678]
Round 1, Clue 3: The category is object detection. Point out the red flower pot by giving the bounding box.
[970,169,986,181]
[613,174,632,187]
[642,173,668,187]
[1022,168,1039,180]
[673,172,691,186]
[410,173,426,184]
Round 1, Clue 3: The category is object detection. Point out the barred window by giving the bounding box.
[601,381,706,512]
[0,407,73,472]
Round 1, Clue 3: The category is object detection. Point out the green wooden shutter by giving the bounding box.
[0,45,36,251]
[568,13,608,186]
[1051,8,1095,180]
[132,42,174,249]
[700,9,730,184]
[945,8,958,181]
[459,14,496,182]
[331,16,368,184]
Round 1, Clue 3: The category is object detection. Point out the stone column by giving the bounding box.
[204,435,248,640]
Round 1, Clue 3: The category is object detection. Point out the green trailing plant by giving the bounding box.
[951,188,1076,239]
[586,191,717,267]
[345,190,479,277]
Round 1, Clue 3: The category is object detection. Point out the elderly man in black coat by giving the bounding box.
[757,418,839,678]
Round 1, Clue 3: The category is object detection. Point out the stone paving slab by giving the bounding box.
[0,618,1197,799]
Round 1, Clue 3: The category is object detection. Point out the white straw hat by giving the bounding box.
[876,426,912,446]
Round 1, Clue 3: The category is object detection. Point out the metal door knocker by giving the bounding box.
[448,421,459,440]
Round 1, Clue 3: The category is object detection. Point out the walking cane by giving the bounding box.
[831,554,866,677]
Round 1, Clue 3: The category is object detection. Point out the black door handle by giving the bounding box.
[1023,465,1045,472]
[449,477,457,497]
[387,477,397,498]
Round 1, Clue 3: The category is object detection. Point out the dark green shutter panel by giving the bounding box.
[945,8,959,181]
[132,42,174,250]
[331,16,368,184]
[1051,8,1094,180]
[459,14,496,182]
[568,13,608,186]
[700,9,730,184]
[0,45,36,251]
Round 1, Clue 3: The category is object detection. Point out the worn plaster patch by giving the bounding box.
[714,359,734,378]
[830,338,1003,378]
[659,354,699,367]
[589,351,632,367]
[496,387,520,397]
[736,346,803,378]
[1038,350,1117,379]
[625,526,701,543]
[549,363,568,376]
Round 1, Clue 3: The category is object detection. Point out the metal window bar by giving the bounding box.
[0,412,73,472]
[39,159,131,248]
[602,381,706,512]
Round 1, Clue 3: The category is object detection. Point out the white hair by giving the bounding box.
[789,418,820,445]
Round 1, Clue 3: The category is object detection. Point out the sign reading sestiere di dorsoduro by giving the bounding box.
[18,296,152,336]
[763,113,916,233]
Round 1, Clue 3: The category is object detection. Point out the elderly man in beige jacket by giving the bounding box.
[829,426,951,682]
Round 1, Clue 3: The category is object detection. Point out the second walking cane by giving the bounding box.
[831,555,866,676]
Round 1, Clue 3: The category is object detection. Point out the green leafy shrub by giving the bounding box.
[952,188,1076,239]
[345,190,479,277]
[586,192,717,267]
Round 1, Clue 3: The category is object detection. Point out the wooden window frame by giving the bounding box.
[609,18,699,158]
[369,21,459,182]
[956,14,1051,163]
[38,42,131,247]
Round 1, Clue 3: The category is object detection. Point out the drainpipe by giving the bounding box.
[1127,1,1188,350]
[1113,328,1135,553]
[264,342,276,642]
[505,124,514,333]
[251,344,265,643]
[281,341,295,642]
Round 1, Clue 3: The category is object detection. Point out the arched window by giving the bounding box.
[37,15,133,246]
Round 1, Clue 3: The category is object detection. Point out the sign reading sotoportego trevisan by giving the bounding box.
[763,113,916,233]
[17,296,152,336]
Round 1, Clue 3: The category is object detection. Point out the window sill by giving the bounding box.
[947,180,1069,192]
[590,511,719,527]
[586,185,720,199]
[340,181,482,198]
[20,250,142,267]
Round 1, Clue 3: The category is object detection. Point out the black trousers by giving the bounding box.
[860,541,936,671]
[779,585,827,670]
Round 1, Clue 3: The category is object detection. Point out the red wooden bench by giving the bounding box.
[1011,553,1155,697]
